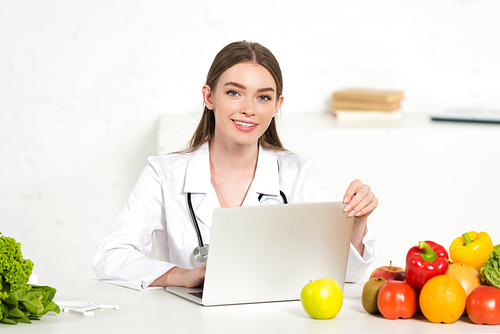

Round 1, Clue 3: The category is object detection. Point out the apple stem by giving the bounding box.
[389,261,392,270]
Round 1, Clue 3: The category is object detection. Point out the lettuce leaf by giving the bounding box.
[481,248,500,288]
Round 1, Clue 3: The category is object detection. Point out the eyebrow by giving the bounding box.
[224,82,275,93]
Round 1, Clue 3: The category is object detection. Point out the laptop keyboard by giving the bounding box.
[188,292,203,299]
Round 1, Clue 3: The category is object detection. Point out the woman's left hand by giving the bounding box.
[342,179,378,221]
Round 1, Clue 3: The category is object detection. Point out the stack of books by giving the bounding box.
[331,88,404,122]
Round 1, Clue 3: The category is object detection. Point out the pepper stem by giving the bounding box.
[462,233,472,246]
[419,241,438,262]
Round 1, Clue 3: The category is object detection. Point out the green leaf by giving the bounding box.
[7,305,25,319]
[29,285,57,306]
[39,301,60,315]
[481,248,500,288]
[20,288,42,302]
[0,303,8,319]
[0,317,18,325]
[3,294,19,307]
[20,297,44,315]
[18,316,32,324]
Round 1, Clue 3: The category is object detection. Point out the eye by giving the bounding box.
[226,90,239,97]
[258,95,272,101]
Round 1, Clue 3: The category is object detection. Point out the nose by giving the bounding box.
[240,99,255,116]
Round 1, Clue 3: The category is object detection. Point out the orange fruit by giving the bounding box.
[445,263,481,297]
[419,275,467,324]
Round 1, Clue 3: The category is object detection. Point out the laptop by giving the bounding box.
[165,201,353,306]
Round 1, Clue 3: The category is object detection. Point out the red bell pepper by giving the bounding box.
[405,241,449,293]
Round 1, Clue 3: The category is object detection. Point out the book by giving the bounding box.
[333,88,404,104]
[331,99,400,112]
[331,109,402,122]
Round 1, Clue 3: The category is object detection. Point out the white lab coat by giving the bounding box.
[92,143,376,290]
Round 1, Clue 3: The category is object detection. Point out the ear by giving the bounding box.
[202,84,214,110]
[273,95,284,116]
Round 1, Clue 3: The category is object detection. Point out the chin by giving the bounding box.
[227,134,262,147]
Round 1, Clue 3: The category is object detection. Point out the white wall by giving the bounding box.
[1,0,499,283]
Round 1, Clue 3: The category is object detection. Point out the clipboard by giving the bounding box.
[430,109,500,124]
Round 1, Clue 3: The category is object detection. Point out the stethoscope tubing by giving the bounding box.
[187,192,204,248]
[258,190,288,205]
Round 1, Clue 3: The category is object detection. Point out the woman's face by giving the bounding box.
[202,62,284,150]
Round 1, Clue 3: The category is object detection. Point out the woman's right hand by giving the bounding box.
[151,263,206,288]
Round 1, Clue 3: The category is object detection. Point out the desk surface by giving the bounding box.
[3,277,499,334]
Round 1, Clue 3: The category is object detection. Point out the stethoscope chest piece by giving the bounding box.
[193,244,209,263]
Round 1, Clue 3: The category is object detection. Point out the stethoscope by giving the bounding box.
[187,190,288,262]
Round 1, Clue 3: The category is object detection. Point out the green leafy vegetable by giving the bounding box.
[0,232,60,325]
[481,247,500,289]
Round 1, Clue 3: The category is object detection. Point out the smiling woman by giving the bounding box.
[92,41,379,290]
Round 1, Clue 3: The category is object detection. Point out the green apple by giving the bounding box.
[300,277,343,319]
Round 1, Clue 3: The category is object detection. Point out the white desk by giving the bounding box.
[2,277,499,333]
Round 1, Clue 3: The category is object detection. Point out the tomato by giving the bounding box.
[377,281,418,320]
[466,286,500,325]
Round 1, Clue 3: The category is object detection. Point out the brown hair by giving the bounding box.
[188,41,285,151]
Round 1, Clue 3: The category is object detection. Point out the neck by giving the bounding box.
[209,139,259,174]
[208,139,259,207]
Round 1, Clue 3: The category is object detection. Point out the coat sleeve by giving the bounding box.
[345,225,377,282]
[92,158,176,290]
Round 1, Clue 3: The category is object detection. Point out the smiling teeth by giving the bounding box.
[234,120,256,127]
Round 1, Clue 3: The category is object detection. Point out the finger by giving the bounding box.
[352,190,375,212]
[343,179,363,204]
[344,184,370,212]
[190,264,206,288]
[197,263,207,275]
[354,197,378,217]
[346,190,373,217]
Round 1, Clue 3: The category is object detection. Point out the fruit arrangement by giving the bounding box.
[362,231,500,325]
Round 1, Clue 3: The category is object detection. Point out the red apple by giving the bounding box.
[369,261,405,281]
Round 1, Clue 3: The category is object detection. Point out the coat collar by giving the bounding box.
[183,143,216,229]
[184,143,211,194]
[183,143,281,228]
[244,145,280,205]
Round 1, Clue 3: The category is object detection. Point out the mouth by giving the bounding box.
[232,120,257,128]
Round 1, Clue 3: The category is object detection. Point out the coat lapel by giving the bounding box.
[242,146,281,206]
[183,143,219,230]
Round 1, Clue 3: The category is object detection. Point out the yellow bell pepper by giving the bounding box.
[449,231,494,272]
